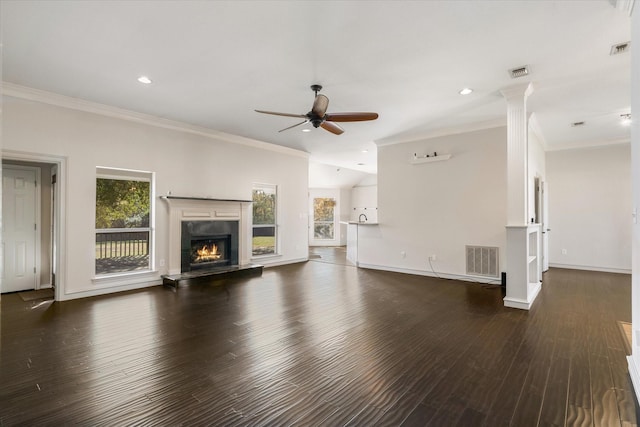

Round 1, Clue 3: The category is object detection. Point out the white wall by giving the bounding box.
[629,1,640,401]
[309,162,373,188]
[358,127,507,280]
[2,94,309,300]
[350,185,378,223]
[528,128,546,223]
[546,144,631,273]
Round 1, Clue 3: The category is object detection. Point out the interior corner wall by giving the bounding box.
[546,144,631,273]
[357,127,507,280]
[2,96,309,300]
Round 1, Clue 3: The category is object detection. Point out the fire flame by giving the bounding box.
[195,244,221,262]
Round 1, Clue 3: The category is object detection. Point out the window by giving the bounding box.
[313,197,336,239]
[252,184,277,256]
[95,167,154,275]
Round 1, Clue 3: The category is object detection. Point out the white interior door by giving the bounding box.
[542,181,549,272]
[2,166,38,292]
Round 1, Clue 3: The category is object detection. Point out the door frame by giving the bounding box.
[2,150,66,301]
[3,164,41,291]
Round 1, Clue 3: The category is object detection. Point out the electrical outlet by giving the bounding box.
[400,251,406,258]
[561,249,567,255]
[159,259,165,267]
[429,254,437,261]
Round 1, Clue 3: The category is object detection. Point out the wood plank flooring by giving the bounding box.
[1,254,638,425]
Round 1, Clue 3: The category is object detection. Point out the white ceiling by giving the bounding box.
[1,1,632,174]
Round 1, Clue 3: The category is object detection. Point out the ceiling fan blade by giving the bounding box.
[278,120,308,133]
[312,94,329,117]
[321,121,344,135]
[255,110,307,119]
[324,112,379,122]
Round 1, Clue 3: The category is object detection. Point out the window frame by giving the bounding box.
[94,167,155,278]
[251,183,278,258]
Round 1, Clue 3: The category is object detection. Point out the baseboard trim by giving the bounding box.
[263,257,308,268]
[356,263,500,285]
[503,282,541,310]
[549,263,631,275]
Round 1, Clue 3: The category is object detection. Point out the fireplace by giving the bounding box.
[181,220,239,273]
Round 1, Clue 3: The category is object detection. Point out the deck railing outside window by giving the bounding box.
[95,228,150,274]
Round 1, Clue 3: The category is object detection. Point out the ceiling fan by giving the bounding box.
[255,85,379,135]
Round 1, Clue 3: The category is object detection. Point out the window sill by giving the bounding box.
[251,253,282,262]
[92,269,159,284]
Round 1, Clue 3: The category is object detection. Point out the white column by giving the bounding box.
[501,83,533,226]
[501,83,542,310]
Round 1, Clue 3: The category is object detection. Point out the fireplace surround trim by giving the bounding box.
[163,197,252,275]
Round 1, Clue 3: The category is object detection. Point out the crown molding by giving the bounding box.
[610,0,635,16]
[1,82,309,159]
[375,118,506,147]
[545,137,630,152]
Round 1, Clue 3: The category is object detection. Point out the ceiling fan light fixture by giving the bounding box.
[459,87,473,95]
[301,128,311,133]
[137,75,152,84]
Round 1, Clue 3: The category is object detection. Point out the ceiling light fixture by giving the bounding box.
[362,149,369,153]
[459,88,473,95]
[621,113,632,126]
[137,76,152,84]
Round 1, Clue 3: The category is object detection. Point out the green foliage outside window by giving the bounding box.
[252,188,276,224]
[96,178,150,228]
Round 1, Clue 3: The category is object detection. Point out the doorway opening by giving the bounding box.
[2,152,65,301]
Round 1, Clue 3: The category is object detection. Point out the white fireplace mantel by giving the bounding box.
[162,196,252,275]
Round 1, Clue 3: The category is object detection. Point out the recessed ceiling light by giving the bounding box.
[357,163,365,166]
[361,149,369,153]
[302,128,311,133]
[459,88,473,95]
[621,113,632,126]
[137,76,152,84]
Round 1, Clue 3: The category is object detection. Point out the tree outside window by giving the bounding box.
[252,184,277,256]
[314,197,336,239]
[95,168,153,275]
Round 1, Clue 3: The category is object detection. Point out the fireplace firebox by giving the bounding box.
[181,221,239,273]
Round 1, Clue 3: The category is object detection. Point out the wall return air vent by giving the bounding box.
[466,246,499,278]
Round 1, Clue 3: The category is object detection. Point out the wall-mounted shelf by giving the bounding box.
[410,154,452,165]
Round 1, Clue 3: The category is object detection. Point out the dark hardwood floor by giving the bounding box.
[1,254,638,426]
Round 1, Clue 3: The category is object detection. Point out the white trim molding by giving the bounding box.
[1,82,309,159]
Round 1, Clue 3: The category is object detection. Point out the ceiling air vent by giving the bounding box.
[610,41,630,55]
[571,121,586,127]
[508,65,529,79]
